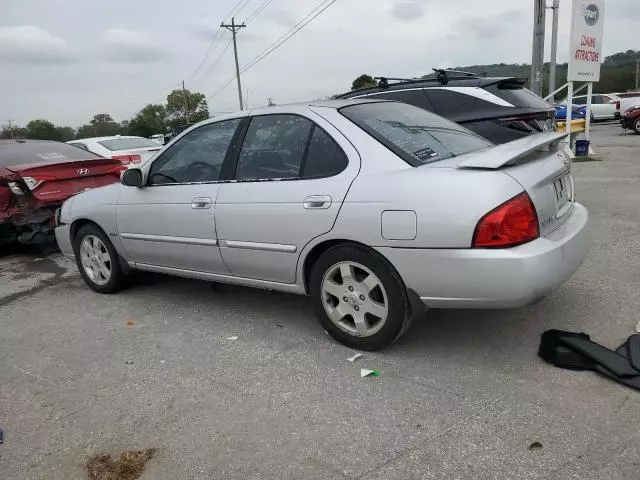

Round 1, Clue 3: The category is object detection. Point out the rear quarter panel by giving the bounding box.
[331,167,524,248]
[307,104,525,249]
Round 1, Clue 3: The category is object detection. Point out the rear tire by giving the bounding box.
[73,224,126,294]
[633,118,640,135]
[309,244,412,351]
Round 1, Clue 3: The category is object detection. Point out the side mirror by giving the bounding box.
[121,168,144,187]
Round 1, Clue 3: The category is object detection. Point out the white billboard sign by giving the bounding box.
[567,0,606,82]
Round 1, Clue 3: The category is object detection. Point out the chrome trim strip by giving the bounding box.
[120,233,218,246]
[132,263,305,295]
[222,240,297,253]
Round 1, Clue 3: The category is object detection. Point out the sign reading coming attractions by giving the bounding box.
[568,0,606,82]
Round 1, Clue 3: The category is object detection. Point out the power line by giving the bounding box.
[228,0,254,19]
[209,0,338,102]
[187,29,224,83]
[243,0,337,72]
[244,0,276,24]
[193,38,233,89]
[185,0,254,85]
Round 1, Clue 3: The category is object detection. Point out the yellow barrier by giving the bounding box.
[556,119,586,133]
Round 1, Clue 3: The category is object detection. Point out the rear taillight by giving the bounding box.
[112,154,141,165]
[472,192,540,248]
[615,101,621,110]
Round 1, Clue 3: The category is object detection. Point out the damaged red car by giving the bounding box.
[1,139,125,245]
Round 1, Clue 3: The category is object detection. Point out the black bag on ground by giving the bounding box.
[538,329,640,391]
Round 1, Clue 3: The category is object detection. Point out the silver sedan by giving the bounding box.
[55,99,589,350]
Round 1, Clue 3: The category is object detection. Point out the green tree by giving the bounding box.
[351,74,377,91]
[26,119,61,140]
[128,104,168,138]
[165,89,209,130]
[55,126,75,142]
[75,124,96,139]
[89,113,121,136]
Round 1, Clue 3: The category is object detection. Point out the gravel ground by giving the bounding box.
[1,123,639,479]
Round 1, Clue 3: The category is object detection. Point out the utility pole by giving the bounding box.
[7,119,14,139]
[182,80,190,124]
[548,0,560,102]
[636,58,639,90]
[221,17,246,110]
[531,0,546,96]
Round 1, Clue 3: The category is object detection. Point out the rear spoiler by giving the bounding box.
[457,132,569,170]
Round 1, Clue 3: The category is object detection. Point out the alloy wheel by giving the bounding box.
[321,261,389,337]
[79,235,112,286]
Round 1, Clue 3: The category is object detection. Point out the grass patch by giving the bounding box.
[573,155,602,162]
[87,449,156,480]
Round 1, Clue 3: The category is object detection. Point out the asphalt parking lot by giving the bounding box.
[1,123,640,480]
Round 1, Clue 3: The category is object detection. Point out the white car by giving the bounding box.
[611,92,640,112]
[562,93,619,121]
[67,136,162,165]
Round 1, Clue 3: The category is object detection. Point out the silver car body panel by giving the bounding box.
[116,182,228,273]
[56,100,590,309]
[214,107,361,283]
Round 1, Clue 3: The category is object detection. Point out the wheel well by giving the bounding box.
[302,239,369,292]
[69,218,99,244]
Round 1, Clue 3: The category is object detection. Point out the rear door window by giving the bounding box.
[235,115,313,180]
[341,102,492,167]
[301,127,348,179]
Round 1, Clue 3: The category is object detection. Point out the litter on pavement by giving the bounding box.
[226,336,239,341]
[361,368,380,378]
[126,320,134,326]
[347,353,363,362]
[635,321,640,333]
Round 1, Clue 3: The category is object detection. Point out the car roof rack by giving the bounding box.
[431,68,478,85]
[372,69,480,89]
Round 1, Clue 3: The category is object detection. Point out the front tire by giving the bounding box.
[633,118,640,135]
[73,224,126,294]
[309,244,412,351]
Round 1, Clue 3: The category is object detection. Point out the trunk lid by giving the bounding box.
[9,158,124,203]
[454,132,573,236]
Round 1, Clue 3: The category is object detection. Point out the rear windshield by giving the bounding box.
[485,83,552,109]
[340,102,492,166]
[0,140,101,166]
[617,92,640,99]
[97,137,160,151]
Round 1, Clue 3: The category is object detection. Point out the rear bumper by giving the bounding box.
[376,203,590,309]
[54,224,75,258]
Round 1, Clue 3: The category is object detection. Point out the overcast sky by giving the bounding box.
[1,0,636,127]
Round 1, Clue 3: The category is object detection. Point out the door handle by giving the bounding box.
[303,195,332,209]
[191,197,212,209]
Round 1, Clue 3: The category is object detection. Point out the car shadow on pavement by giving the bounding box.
[125,271,548,363]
